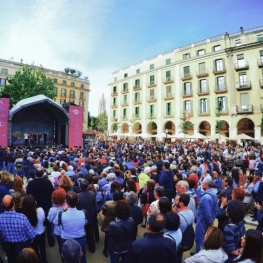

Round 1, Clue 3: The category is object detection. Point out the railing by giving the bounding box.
[197,109,210,115]
[258,59,263,68]
[181,73,192,81]
[163,93,174,99]
[214,85,227,93]
[122,115,128,120]
[182,88,193,97]
[69,94,75,99]
[163,111,174,117]
[134,114,140,119]
[235,81,251,90]
[213,66,226,75]
[134,98,141,104]
[234,61,249,71]
[122,88,129,94]
[260,79,263,89]
[197,86,209,95]
[237,105,253,113]
[214,107,228,114]
[111,91,118,96]
[148,96,156,102]
[196,69,209,78]
[133,85,141,90]
[147,113,156,119]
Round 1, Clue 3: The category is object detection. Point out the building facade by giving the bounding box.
[98,93,106,115]
[0,59,90,130]
[108,26,263,140]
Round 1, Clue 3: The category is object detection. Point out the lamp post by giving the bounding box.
[165,128,168,142]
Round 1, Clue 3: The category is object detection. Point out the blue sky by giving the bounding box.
[0,0,262,116]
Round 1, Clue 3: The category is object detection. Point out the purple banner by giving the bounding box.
[0,98,9,147]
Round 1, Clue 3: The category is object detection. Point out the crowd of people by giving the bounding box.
[0,138,263,263]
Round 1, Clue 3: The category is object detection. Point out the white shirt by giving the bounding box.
[34,207,45,235]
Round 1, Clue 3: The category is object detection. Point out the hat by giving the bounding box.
[144,167,151,174]
[89,169,95,175]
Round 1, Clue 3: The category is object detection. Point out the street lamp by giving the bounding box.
[165,128,168,142]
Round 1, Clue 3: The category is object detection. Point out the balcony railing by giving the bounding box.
[134,98,141,104]
[112,91,118,96]
[214,85,227,93]
[197,86,209,95]
[163,111,174,118]
[69,94,75,99]
[197,109,210,116]
[236,81,251,90]
[147,96,156,102]
[213,66,226,75]
[60,93,67,98]
[237,105,253,114]
[122,88,129,94]
[181,73,192,81]
[122,115,128,120]
[111,104,117,108]
[196,69,209,78]
[234,61,249,71]
[182,88,193,97]
[121,102,128,106]
[257,59,263,68]
[163,77,173,84]
[134,114,141,119]
[147,113,156,119]
[260,79,263,89]
[183,109,193,116]
[133,85,141,90]
[163,93,174,100]
[214,107,228,115]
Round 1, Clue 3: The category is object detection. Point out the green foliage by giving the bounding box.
[0,65,56,107]
[258,108,263,129]
[69,68,76,75]
[64,67,70,74]
[113,119,121,132]
[89,116,98,131]
[97,112,108,132]
[179,113,193,134]
[215,106,224,131]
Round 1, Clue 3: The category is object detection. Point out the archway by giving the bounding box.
[163,121,175,135]
[147,121,158,135]
[122,123,129,134]
[133,122,142,134]
[216,120,229,137]
[237,118,255,137]
[185,121,194,136]
[199,121,211,136]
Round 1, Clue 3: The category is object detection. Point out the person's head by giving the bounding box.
[126,191,137,205]
[112,190,123,201]
[66,191,79,208]
[158,197,172,215]
[13,176,24,192]
[212,171,218,179]
[175,193,190,208]
[59,176,73,192]
[163,162,170,170]
[246,175,254,184]
[154,186,165,199]
[52,188,67,206]
[106,173,116,182]
[165,212,180,231]
[239,229,263,263]
[223,177,233,187]
[144,167,151,175]
[202,178,213,190]
[35,168,44,178]
[226,200,245,223]
[115,200,131,220]
[126,179,137,192]
[110,181,121,193]
[203,226,224,250]
[146,212,166,233]
[17,247,39,263]
[146,179,156,191]
[78,178,89,190]
[1,195,14,210]
[22,195,38,227]
[61,239,82,263]
[231,187,245,201]
[176,180,189,194]
[129,166,136,176]
[11,192,22,209]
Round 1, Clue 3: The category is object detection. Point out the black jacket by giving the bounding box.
[130,204,143,240]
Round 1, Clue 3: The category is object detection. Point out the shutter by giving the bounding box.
[225,96,228,111]
[199,99,201,113]
[222,58,226,70]
[207,98,210,113]
[213,60,216,71]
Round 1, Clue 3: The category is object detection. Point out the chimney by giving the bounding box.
[240,27,244,34]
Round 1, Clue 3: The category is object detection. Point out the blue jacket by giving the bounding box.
[159,170,174,193]
[213,176,222,192]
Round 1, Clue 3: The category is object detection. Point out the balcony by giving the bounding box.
[147,82,156,88]
[79,97,85,101]
[197,109,210,116]
[163,111,174,118]
[134,114,141,119]
[121,102,128,107]
[147,113,156,119]
[60,93,67,98]
[111,104,117,108]
[196,69,209,78]
[260,79,263,89]
[163,93,174,100]
[121,88,129,94]
[197,86,209,96]
[236,81,251,91]
[147,96,157,102]
[214,107,228,115]
[258,59,263,68]
[112,91,118,96]
[234,61,249,71]
[69,94,75,99]
[182,88,193,98]
[237,105,253,114]
[214,85,228,94]
[181,73,192,81]
[163,77,174,84]
[183,109,193,116]
[213,66,226,75]
[134,98,141,105]
[133,85,142,90]
[122,115,128,120]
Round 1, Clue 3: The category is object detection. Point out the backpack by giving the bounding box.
[177,214,195,252]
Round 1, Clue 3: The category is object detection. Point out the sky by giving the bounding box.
[0,0,263,116]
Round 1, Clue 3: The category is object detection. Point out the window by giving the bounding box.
[184,100,191,113]
[124,73,128,78]
[183,53,190,60]
[123,83,128,92]
[199,79,207,92]
[150,64,154,70]
[79,102,84,107]
[62,80,67,85]
[123,95,127,104]
[166,85,172,98]
[80,92,84,99]
[123,108,127,118]
[60,99,66,105]
[150,75,154,85]
[183,82,191,95]
[71,82,75,87]
[240,93,249,107]
[197,49,205,56]
[239,73,247,86]
[215,59,224,71]
[258,34,263,42]
[260,50,263,62]
[135,107,140,118]
[237,54,245,67]
[0,78,6,86]
[235,39,242,46]
[61,88,66,96]
[217,96,227,112]
[150,89,155,100]
[183,66,190,78]
[1,68,7,74]
[69,100,75,104]
[113,86,117,94]
[166,103,171,116]
[81,84,84,89]
[214,45,221,51]
[70,90,75,98]
[135,79,140,88]
[135,92,140,102]
[198,62,206,74]
[200,98,208,113]
[166,71,171,82]
[53,78,57,83]
[113,110,116,119]
[113,97,116,106]
[166,59,171,65]
[53,87,57,95]
[136,69,140,74]
[149,105,154,117]
[217,76,225,90]
[114,77,117,82]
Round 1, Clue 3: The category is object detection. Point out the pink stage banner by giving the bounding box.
[0,98,9,148]
[68,105,83,148]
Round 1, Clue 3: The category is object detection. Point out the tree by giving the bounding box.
[64,67,70,74]
[179,112,193,134]
[97,112,108,132]
[69,68,76,75]
[0,65,56,107]
[215,106,225,131]
[112,119,121,132]
[89,116,98,131]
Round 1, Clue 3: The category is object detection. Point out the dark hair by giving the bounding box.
[35,168,44,177]
[159,197,172,215]
[17,248,39,263]
[235,229,263,263]
[231,169,239,185]
[226,200,245,223]
[78,178,89,190]
[204,226,224,250]
[114,200,131,220]
[22,195,38,227]
[163,162,170,169]
[246,176,254,184]
[112,190,123,201]
[165,212,180,231]
[179,193,190,206]
[147,212,166,233]
[126,179,137,192]
[154,186,165,198]
[66,192,79,208]
[146,179,155,191]
[110,181,121,193]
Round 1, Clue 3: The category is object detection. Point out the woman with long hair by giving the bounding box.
[59,175,73,192]
[22,195,47,263]
[234,229,263,263]
[12,176,26,196]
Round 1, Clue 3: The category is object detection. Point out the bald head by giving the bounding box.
[2,195,14,210]
[176,180,189,193]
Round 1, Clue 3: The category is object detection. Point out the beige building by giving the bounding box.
[108,26,263,141]
[0,59,90,130]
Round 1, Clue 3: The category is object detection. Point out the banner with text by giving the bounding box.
[0,98,10,147]
[68,105,83,148]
